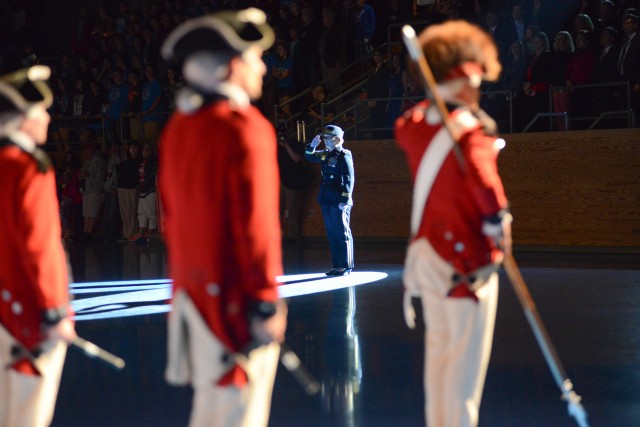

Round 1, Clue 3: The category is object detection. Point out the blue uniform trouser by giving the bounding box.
[321,204,354,269]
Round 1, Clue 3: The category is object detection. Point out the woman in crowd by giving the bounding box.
[522,32,553,131]
[566,29,597,127]
[550,31,574,130]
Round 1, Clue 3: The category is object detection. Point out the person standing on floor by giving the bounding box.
[0,65,77,427]
[117,141,143,240]
[276,124,310,244]
[79,141,106,239]
[102,141,125,240]
[394,21,511,427]
[132,143,158,244]
[304,124,355,276]
[159,9,287,427]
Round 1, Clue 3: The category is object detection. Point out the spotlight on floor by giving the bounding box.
[69,271,388,321]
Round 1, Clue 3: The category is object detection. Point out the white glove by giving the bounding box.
[310,135,321,148]
[338,202,347,210]
[403,292,417,330]
[402,238,427,329]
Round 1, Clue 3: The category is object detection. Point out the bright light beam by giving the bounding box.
[70,271,390,321]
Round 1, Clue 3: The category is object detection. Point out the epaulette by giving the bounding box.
[0,138,52,173]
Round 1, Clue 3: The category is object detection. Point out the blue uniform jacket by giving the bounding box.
[305,144,355,206]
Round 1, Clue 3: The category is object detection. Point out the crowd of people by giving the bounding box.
[351,0,640,133]
[58,139,159,243]
[2,0,638,243]
[4,0,639,141]
[477,0,640,131]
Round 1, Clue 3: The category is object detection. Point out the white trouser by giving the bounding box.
[137,192,157,230]
[0,325,67,427]
[166,291,280,427]
[404,238,499,427]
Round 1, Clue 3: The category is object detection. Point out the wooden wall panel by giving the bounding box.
[299,139,413,238]
[498,129,640,247]
[298,129,640,249]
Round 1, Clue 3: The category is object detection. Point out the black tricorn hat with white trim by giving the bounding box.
[161,8,275,62]
[0,65,53,114]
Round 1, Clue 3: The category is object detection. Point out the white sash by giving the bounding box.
[410,126,454,236]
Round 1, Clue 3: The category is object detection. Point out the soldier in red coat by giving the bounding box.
[394,21,512,427]
[159,9,287,427]
[0,66,77,427]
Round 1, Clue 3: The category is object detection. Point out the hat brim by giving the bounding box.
[162,8,275,62]
[0,65,53,112]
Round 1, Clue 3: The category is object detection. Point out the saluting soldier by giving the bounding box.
[305,125,355,276]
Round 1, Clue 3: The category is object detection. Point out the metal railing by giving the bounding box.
[588,110,636,129]
[522,112,569,133]
[48,110,177,151]
[352,95,422,139]
[386,20,432,59]
[534,80,634,132]
[48,115,107,150]
[273,53,374,127]
[119,111,172,144]
[339,89,514,140]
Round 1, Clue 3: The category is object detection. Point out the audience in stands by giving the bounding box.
[353,0,377,60]
[5,0,640,242]
[319,6,346,97]
[366,47,391,138]
[307,84,336,126]
[273,40,295,118]
[387,51,405,128]
[297,5,322,91]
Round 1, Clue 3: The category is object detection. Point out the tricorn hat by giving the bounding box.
[161,8,275,62]
[0,65,53,114]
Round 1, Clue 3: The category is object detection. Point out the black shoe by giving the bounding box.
[134,236,150,246]
[331,268,352,276]
[326,269,338,276]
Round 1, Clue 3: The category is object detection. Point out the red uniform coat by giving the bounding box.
[159,101,282,354]
[0,144,69,350]
[395,101,508,275]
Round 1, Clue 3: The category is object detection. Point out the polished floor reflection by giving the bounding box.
[52,240,640,426]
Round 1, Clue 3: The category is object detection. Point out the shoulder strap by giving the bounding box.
[410,127,453,236]
[410,106,486,236]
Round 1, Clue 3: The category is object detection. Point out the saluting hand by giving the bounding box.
[310,135,321,148]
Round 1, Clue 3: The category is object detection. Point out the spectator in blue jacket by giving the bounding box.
[353,0,376,60]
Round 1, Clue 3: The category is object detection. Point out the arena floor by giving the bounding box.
[52,240,640,426]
